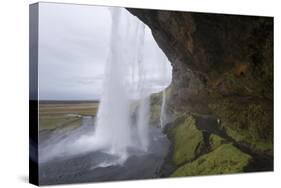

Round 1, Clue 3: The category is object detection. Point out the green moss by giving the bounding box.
[149,91,167,125]
[209,134,225,151]
[208,98,273,152]
[171,144,252,177]
[171,116,204,165]
[225,127,273,152]
[150,104,161,124]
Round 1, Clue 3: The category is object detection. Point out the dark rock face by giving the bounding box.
[127,8,273,175]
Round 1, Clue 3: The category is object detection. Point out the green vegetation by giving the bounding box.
[170,116,205,165]
[39,102,98,131]
[39,115,81,131]
[209,98,273,152]
[171,144,252,177]
[150,104,161,124]
[209,134,225,151]
[225,126,273,152]
[149,87,173,125]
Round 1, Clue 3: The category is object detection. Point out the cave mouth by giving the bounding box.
[126,7,274,175]
[36,3,274,185]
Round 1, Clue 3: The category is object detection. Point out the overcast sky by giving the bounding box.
[38,3,171,100]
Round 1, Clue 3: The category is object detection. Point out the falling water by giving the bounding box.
[94,8,149,160]
[135,23,150,151]
[136,97,150,151]
[160,90,166,129]
[38,7,173,167]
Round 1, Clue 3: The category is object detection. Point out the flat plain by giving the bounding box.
[39,101,98,131]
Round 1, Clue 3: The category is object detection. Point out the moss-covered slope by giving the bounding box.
[160,114,271,177]
[169,116,205,165]
[171,143,252,177]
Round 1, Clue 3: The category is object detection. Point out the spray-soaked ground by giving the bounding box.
[38,116,170,185]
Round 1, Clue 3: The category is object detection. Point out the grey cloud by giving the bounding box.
[38,3,171,100]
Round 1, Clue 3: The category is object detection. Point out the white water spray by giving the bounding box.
[160,90,167,129]
[136,97,150,151]
[39,7,173,164]
[94,8,149,160]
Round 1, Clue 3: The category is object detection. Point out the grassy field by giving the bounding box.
[39,101,99,131]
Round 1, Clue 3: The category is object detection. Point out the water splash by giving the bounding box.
[39,7,172,164]
[136,97,150,151]
[94,8,148,160]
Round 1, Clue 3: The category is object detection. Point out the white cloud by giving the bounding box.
[38,3,171,100]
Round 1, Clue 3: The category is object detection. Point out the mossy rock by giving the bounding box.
[209,134,225,151]
[150,104,161,124]
[171,143,252,177]
[169,115,205,165]
[225,127,273,152]
[208,98,273,153]
[149,91,167,125]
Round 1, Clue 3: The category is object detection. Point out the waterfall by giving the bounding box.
[38,7,173,164]
[135,23,150,151]
[136,97,150,151]
[94,8,149,160]
[160,90,166,129]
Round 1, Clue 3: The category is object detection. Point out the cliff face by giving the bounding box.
[127,8,273,175]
